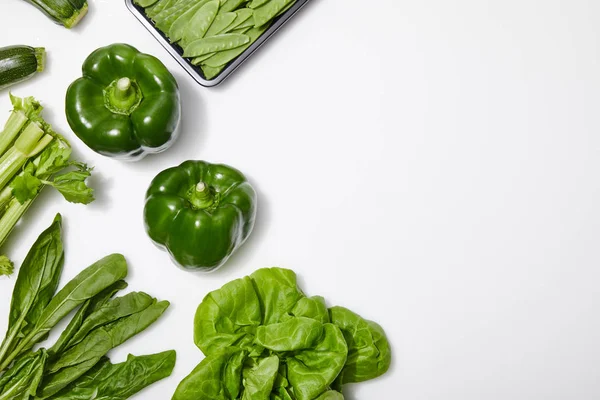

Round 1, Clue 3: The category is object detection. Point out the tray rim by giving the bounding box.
[125,0,310,87]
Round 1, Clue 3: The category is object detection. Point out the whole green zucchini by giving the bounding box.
[0,46,45,90]
[23,0,88,28]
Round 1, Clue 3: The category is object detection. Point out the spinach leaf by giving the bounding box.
[172,348,246,400]
[0,253,129,371]
[194,276,263,356]
[241,355,279,400]
[48,280,128,357]
[291,296,329,324]
[255,317,323,352]
[64,291,154,349]
[286,324,348,400]
[46,351,176,400]
[0,215,63,369]
[0,349,47,400]
[329,306,391,385]
[39,299,169,398]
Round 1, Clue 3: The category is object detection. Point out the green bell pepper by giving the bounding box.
[144,160,257,272]
[65,43,180,160]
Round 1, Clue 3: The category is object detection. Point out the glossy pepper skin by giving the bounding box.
[65,43,180,160]
[144,161,257,272]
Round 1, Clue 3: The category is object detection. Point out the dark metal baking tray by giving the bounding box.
[125,0,310,87]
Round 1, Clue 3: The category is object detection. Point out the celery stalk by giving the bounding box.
[0,122,52,192]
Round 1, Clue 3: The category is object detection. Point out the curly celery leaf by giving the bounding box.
[194,268,305,357]
[255,317,323,352]
[0,215,63,370]
[45,164,94,204]
[10,172,42,204]
[329,306,392,385]
[33,139,72,179]
[291,296,330,324]
[194,276,263,356]
[172,348,246,400]
[0,256,13,276]
[286,324,348,400]
[11,142,93,205]
[0,254,128,373]
[9,93,43,120]
[241,355,279,400]
[0,349,47,400]
[46,351,176,400]
[49,280,127,357]
[39,299,170,398]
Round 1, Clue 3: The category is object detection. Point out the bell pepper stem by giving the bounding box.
[188,182,215,210]
[104,77,143,115]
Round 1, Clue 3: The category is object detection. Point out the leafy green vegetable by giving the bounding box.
[0,215,63,370]
[46,351,176,400]
[329,306,392,385]
[241,355,279,399]
[286,324,347,400]
[0,253,127,371]
[291,296,329,324]
[0,256,13,276]
[172,347,246,400]
[255,317,323,352]
[194,276,263,356]
[314,391,344,400]
[0,217,174,399]
[0,95,95,256]
[39,299,170,398]
[0,349,47,400]
[250,268,304,325]
[63,291,155,349]
[181,267,390,399]
[48,280,128,357]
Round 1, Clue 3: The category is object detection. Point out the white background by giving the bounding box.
[1,0,600,399]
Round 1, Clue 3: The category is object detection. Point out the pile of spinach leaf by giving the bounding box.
[0,214,175,399]
[174,268,391,400]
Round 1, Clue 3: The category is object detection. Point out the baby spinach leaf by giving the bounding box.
[241,355,279,399]
[291,296,329,324]
[194,276,262,356]
[286,324,348,400]
[329,306,391,385]
[172,347,246,400]
[0,215,63,370]
[255,317,323,352]
[46,351,176,400]
[39,299,169,398]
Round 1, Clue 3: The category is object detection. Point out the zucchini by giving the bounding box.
[23,0,88,28]
[0,46,46,91]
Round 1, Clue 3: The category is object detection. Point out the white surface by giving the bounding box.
[1,0,600,399]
